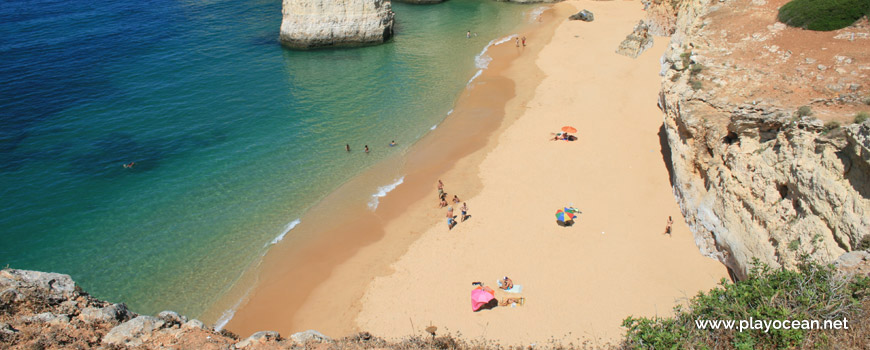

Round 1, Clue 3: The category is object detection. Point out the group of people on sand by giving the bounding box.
[515,36,527,47]
[470,276,525,312]
[346,141,397,153]
[551,132,575,141]
[438,179,469,230]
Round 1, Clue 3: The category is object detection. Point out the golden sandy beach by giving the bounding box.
[355,0,727,344]
[221,0,727,344]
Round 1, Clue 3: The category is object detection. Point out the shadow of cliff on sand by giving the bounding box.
[658,123,675,187]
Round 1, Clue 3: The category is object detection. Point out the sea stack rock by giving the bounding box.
[280,0,395,49]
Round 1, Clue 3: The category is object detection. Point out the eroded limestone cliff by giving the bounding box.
[280,0,395,49]
[653,0,870,279]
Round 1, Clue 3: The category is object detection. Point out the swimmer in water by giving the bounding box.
[123,162,135,168]
[389,140,396,147]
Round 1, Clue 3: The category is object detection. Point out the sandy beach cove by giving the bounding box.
[220,0,728,345]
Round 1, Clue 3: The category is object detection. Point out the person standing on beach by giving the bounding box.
[346,144,351,152]
[522,36,526,47]
[461,202,468,222]
[515,37,520,47]
[437,179,444,198]
[664,216,674,236]
[447,206,454,218]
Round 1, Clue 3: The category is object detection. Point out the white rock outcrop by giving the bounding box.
[280,0,395,49]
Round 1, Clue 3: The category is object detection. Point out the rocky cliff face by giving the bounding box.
[616,20,654,58]
[280,0,395,49]
[654,0,870,279]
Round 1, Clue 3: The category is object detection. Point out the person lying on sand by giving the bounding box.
[499,276,514,290]
[499,297,524,307]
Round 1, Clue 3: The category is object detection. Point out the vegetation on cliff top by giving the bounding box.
[777,0,870,31]
[622,256,870,349]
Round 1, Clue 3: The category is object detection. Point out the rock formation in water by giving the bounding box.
[280,0,395,49]
[652,0,870,279]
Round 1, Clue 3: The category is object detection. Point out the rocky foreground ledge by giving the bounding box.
[0,269,340,349]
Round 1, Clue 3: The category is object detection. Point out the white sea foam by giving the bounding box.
[528,6,549,23]
[214,285,254,332]
[431,125,438,130]
[474,34,517,70]
[467,69,483,85]
[214,309,235,332]
[447,109,453,115]
[368,176,405,210]
[492,34,517,46]
[475,54,492,70]
[264,219,300,247]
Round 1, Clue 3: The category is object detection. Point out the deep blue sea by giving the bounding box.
[0,0,534,318]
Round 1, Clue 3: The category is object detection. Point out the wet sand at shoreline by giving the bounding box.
[218,0,727,344]
[215,4,565,338]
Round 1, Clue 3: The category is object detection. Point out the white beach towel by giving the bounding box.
[497,280,523,293]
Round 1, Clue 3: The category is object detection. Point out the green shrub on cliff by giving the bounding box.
[623,256,870,349]
[777,0,870,31]
[856,111,870,124]
[796,105,813,117]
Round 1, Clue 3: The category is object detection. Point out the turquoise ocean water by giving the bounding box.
[0,0,537,319]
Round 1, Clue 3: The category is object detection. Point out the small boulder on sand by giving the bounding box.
[569,10,594,22]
